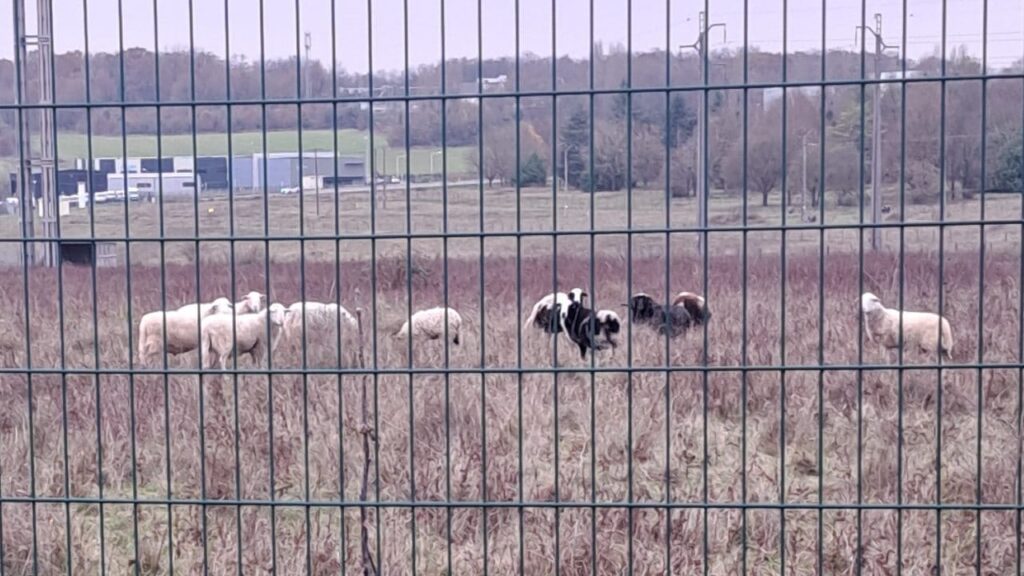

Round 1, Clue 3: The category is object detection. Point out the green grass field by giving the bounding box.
[21,130,473,176]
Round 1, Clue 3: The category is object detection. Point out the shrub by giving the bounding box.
[907,160,941,205]
[992,131,1023,193]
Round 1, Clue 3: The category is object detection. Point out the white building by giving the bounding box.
[106,172,202,198]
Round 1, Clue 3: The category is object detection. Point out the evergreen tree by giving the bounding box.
[559,109,589,188]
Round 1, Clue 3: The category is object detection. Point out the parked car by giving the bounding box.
[280,186,300,195]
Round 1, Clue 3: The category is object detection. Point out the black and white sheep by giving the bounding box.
[861,292,953,360]
[626,292,711,338]
[562,296,622,359]
[137,297,234,365]
[394,306,463,346]
[671,292,712,326]
[200,302,288,370]
[523,288,587,345]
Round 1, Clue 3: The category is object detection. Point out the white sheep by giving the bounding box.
[283,301,358,340]
[861,292,953,361]
[394,306,463,346]
[200,303,288,370]
[137,297,234,366]
[174,296,234,322]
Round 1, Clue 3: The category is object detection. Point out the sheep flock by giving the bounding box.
[137,286,954,370]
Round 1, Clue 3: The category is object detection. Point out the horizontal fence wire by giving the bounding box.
[2,0,1023,573]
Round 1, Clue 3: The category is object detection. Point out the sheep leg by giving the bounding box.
[578,342,588,360]
[250,344,264,369]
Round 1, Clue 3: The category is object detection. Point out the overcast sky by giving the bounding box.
[2,0,1022,74]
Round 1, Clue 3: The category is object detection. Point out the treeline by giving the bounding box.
[1,46,1022,199]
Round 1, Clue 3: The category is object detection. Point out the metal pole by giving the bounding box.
[563,145,569,191]
[802,132,808,211]
[856,13,897,251]
[681,11,725,255]
[871,23,882,250]
[14,0,32,267]
[314,149,320,216]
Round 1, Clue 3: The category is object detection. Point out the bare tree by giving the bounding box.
[826,144,862,207]
[470,122,516,187]
[907,159,941,205]
[724,131,783,206]
[632,127,663,187]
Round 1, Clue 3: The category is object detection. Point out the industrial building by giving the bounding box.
[230,152,367,192]
[8,153,367,203]
[106,172,202,198]
[89,152,366,193]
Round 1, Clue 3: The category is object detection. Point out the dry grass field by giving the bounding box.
[0,234,1021,573]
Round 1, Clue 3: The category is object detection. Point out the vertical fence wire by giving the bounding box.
[741,1,751,572]
[936,2,949,568]
[255,1,278,570]
[1018,16,1024,574]
[896,0,908,573]
[625,1,635,571]
[975,3,989,575]
[815,1,827,574]
[402,0,417,573]
[662,2,673,572]
[46,0,72,569]
[513,2,525,574]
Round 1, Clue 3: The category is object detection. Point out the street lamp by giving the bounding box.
[395,154,405,181]
[430,150,443,177]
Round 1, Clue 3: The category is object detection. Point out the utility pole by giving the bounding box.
[856,14,899,251]
[16,0,56,267]
[304,32,312,100]
[801,132,818,222]
[563,146,569,191]
[313,148,320,216]
[680,11,725,254]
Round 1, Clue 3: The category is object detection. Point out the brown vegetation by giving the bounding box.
[0,247,1020,574]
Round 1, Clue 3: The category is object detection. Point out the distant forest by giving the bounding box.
[1,46,1022,199]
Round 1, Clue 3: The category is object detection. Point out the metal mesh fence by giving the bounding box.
[1,0,1023,573]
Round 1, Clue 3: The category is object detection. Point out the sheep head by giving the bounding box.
[626,293,658,322]
[268,303,287,326]
[239,291,266,314]
[861,292,885,314]
[208,298,234,316]
[568,288,587,303]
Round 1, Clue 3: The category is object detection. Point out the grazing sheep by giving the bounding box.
[594,309,623,350]
[174,297,234,321]
[861,292,953,360]
[283,301,358,340]
[137,298,234,365]
[394,306,463,346]
[523,288,586,347]
[626,292,708,338]
[671,291,713,326]
[200,303,287,370]
[562,296,620,359]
